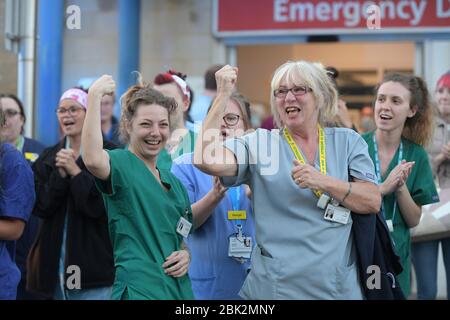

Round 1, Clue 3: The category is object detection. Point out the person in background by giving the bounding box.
[249,102,267,129]
[188,64,224,131]
[0,94,46,161]
[0,93,45,300]
[153,69,196,170]
[412,70,450,300]
[100,92,121,146]
[325,67,357,131]
[362,73,439,297]
[171,92,255,300]
[359,106,376,133]
[259,114,278,131]
[195,62,381,299]
[27,88,115,300]
[82,75,194,300]
[0,108,35,300]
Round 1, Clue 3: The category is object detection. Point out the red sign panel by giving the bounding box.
[213,0,450,37]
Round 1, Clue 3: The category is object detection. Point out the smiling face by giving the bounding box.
[0,97,24,144]
[275,76,318,131]
[127,103,170,161]
[57,99,86,138]
[374,81,417,133]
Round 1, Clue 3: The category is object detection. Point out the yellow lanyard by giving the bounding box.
[283,126,326,198]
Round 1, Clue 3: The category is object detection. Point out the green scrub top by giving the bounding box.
[96,148,194,300]
[363,131,439,297]
[157,130,196,170]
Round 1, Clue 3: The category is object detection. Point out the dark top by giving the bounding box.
[15,137,46,299]
[26,138,116,299]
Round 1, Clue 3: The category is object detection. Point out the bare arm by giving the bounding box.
[82,75,115,180]
[191,177,227,227]
[292,161,381,214]
[193,65,238,177]
[395,185,421,228]
[321,177,381,214]
[0,218,25,241]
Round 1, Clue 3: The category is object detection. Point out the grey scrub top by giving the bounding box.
[221,128,377,300]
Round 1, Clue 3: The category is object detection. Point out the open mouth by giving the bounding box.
[379,114,392,120]
[63,120,76,128]
[285,106,301,115]
[220,129,228,139]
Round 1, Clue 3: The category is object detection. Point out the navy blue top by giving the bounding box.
[0,143,35,299]
[23,137,46,157]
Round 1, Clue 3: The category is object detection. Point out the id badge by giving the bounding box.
[324,204,351,225]
[228,236,252,261]
[386,219,394,233]
[176,217,192,238]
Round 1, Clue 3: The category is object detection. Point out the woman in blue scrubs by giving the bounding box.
[171,92,255,299]
[0,108,35,299]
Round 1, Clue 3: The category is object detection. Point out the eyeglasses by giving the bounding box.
[273,86,312,99]
[56,106,84,116]
[223,113,240,126]
[3,109,21,118]
[3,109,20,118]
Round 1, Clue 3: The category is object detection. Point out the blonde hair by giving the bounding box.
[270,61,338,128]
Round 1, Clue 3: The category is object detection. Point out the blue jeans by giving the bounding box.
[412,237,450,300]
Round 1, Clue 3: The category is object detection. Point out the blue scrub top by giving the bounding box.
[172,153,255,300]
[221,128,377,299]
[0,143,35,300]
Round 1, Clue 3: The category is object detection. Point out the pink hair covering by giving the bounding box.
[59,88,88,109]
[171,74,191,100]
[437,71,450,89]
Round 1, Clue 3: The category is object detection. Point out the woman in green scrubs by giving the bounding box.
[362,73,439,297]
[81,75,194,300]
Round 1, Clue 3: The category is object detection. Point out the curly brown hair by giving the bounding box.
[119,80,177,144]
[375,73,434,147]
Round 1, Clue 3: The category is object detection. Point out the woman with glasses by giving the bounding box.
[0,94,46,300]
[0,94,46,162]
[27,88,116,300]
[194,62,382,299]
[171,92,255,300]
[0,108,35,300]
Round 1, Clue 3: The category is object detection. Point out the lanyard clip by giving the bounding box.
[236,224,243,240]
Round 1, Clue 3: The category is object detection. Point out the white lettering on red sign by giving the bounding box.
[273,0,429,27]
[437,0,450,19]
